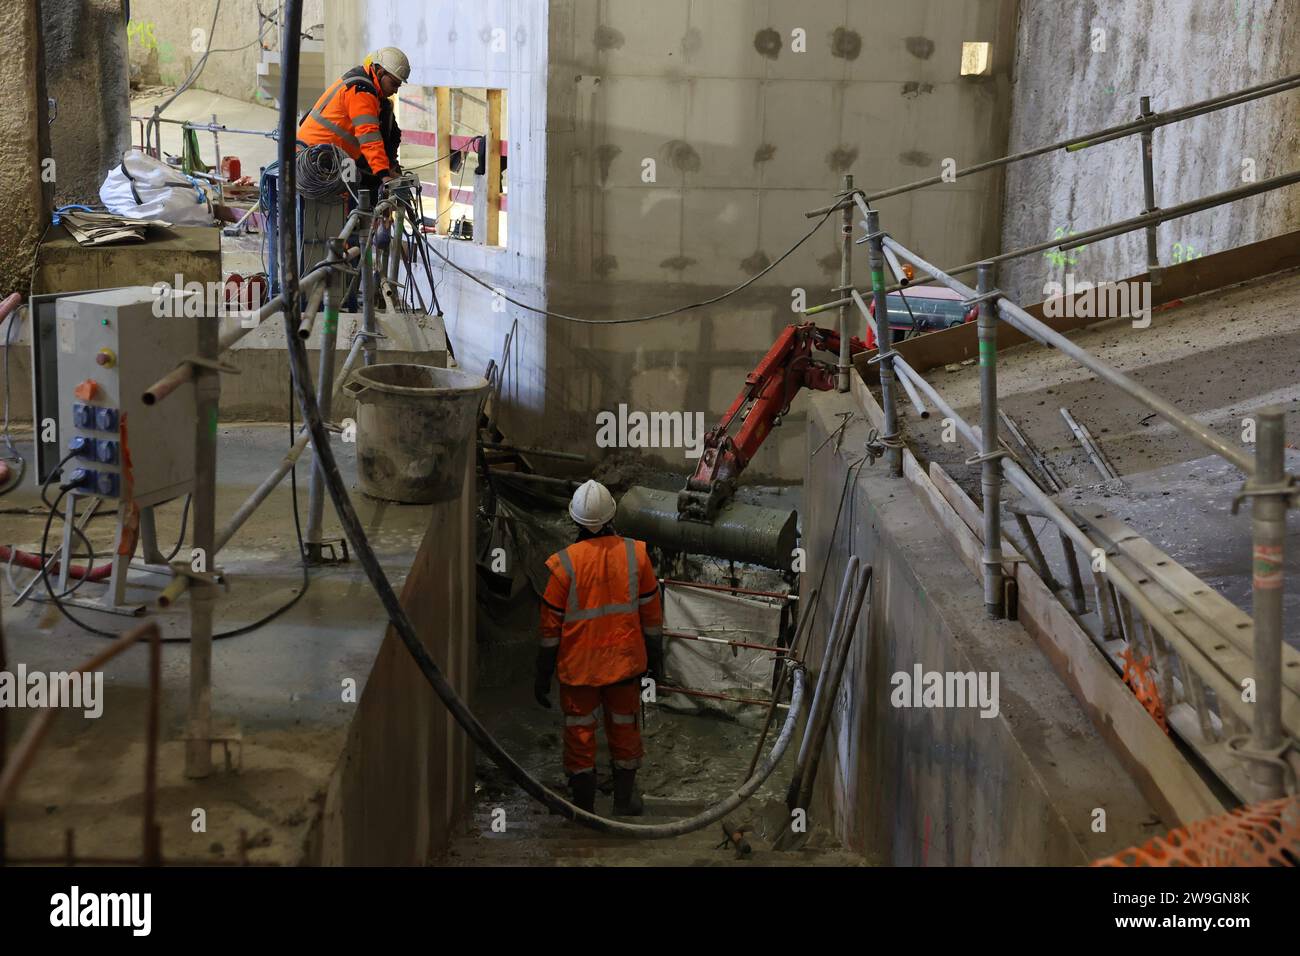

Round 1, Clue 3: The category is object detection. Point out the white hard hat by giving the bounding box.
[569,479,617,531]
[374,46,411,83]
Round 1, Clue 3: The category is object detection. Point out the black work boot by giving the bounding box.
[612,768,644,816]
[569,773,597,813]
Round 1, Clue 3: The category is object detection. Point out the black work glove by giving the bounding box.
[534,646,557,709]
[644,633,665,686]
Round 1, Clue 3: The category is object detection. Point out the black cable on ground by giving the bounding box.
[275,0,808,838]
[35,469,309,642]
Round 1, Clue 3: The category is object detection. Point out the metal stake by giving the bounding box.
[976,262,1004,617]
[1139,96,1162,286]
[836,174,853,393]
[359,190,378,367]
[1247,406,1287,799]
[304,238,344,560]
[865,209,902,476]
[184,307,220,779]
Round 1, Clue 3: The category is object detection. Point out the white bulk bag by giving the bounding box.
[99,149,214,225]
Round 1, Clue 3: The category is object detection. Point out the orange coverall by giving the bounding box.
[540,535,664,775]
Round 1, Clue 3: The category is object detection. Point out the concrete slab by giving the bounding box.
[129,89,280,176]
[1,423,462,864]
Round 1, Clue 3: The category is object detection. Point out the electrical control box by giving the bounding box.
[53,287,200,507]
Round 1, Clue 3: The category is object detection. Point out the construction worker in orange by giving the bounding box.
[298,46,410,195]
[536,480,665,816]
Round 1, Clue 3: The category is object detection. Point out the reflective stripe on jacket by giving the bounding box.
[296,64,393,176]
[540,535,663,687]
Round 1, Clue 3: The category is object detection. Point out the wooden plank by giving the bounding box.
[855,228,1300,380]
[848,378,1224,823]
[485,89,502,247]
[435,86,451,237]
[1072,511,1300,736]
[1076,509,1300,695]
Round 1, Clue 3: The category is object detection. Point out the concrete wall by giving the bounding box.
[127,0,326,103]
[43,0,133,205]
[0,0,49,296]
[327,0,1018,479]
[801,391,1156,864]
[328,0,554,446]
[999,0,1300,303]
[313,456,476,864]
[544,0,1017,478]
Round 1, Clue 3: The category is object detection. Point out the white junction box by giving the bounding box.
[54,287,199,508]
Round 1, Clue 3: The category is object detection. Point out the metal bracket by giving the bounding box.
[853,229,886,246]
[962,289,1004,309]
[1224,734,1299,794]
[304,538,350,565]
[864,427,905,465]
[1230,477,1299,514]
[168,560,228,591]
[184,355,241,376]
[964,449,1010,466]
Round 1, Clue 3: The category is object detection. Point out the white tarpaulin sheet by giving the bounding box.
[661,584,786,718]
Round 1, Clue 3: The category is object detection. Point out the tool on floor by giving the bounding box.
[617,322,870,571]
[717,818,753,858]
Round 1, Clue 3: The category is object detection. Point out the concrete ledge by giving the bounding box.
[803,390,1158,865]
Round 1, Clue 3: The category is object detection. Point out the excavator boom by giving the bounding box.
[617,322,868,569]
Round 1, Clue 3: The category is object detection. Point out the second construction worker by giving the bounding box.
[537,480,665,816]
[297,46,410,196]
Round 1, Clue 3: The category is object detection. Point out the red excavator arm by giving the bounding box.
[678,322,870,522]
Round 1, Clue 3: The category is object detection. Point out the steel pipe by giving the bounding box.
[883,236,1256,474]
[865,209,902,476]
[976,262,1004,618]
[142,247,361,406]
[1138,96,1163,286]
[837,174,854,392]
[304,239,344,560]
[787,556,857,807]
[1247,406,1287,799]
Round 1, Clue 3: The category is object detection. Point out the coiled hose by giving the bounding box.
[295,143,350,201]
[275,0,807,839]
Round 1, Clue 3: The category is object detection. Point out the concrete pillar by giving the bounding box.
[0,0,51,295]
[42,0,133,205]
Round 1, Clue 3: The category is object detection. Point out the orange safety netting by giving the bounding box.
[1093,795,1300,866]
[1119,646,1168,733]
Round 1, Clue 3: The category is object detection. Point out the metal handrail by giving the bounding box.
[803,69,1300,802]
[878,236,1258,475]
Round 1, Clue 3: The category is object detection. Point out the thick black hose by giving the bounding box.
[275,0,805,839]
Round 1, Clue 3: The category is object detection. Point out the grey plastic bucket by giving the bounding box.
[342,363,488,504]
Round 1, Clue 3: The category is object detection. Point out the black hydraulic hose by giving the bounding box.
[275,0,806,839]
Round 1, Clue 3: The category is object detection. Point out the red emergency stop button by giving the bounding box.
[95,348,116,368]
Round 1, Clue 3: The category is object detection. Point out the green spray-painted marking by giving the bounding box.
[978,338,996,367]
[871,267,886,293]
[325,307,339,335]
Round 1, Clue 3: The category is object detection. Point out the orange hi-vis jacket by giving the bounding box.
[297,64,394,177]
[541,535,663,687]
